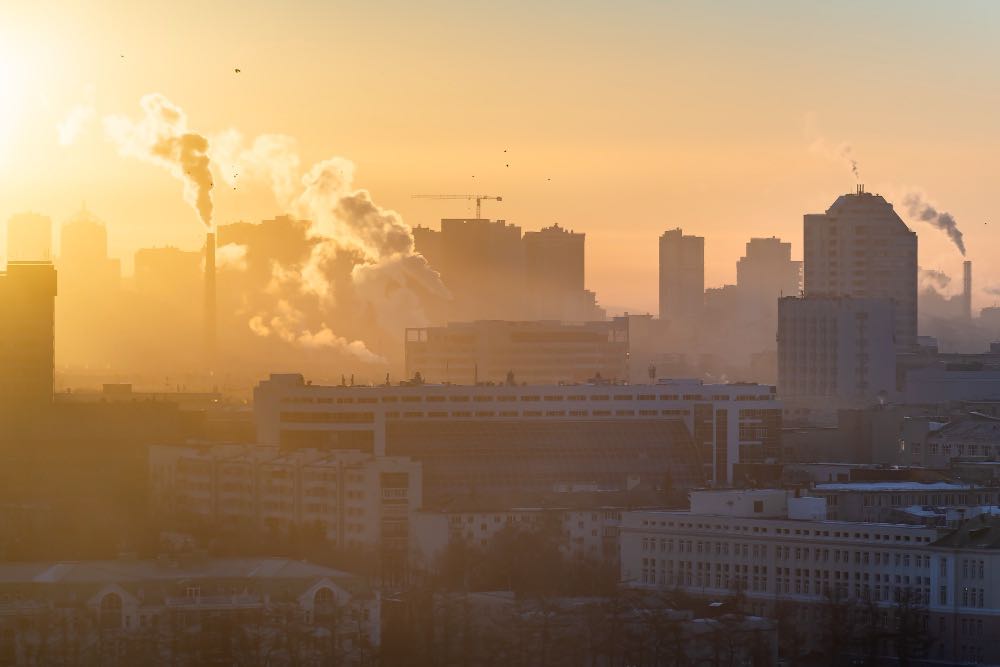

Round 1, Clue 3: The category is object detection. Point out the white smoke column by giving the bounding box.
[248,301,385,364]
[209,129,301,205]
[216,242,248,272]
[104,94,214,226]
[57,85,96,146]
[902,192,966,256]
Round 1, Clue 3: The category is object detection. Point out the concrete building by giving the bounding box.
[413,506,625,566]
[777,296,897,409]
[736,237,801,306]
[658,228,704,323]
[619,488,1000,664]
[5,212,52,262]
[0,262,57,416]
[253,374,782,488]
[803,188,918,349]
[523,223,599,320]
[404,319,629,385]
[0,557,379,664]
[150,444,420,568]
[58,208,120,290]
[808,481,998,522]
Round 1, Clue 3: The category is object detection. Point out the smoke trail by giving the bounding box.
[803,113,861,182]
[902,192,966,256]
[248,301,385,364]
[919,268,951,292]
[104,94,214,226]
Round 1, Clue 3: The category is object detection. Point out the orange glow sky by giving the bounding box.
[1,1,999,312]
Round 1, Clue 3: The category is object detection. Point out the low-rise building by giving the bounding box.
[0,557,378,665]
[620,488,1000,664]
[809,481,999,522]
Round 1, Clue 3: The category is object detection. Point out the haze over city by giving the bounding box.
[6,2,1000,666]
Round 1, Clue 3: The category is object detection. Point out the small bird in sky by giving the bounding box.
[234,68,241,74]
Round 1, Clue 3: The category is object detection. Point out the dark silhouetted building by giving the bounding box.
[658,228,704,323]
[0,262,57,416]
[405,319,628,385]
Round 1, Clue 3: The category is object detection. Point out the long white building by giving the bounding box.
[621,489,1000,664]
[253,375,782,486]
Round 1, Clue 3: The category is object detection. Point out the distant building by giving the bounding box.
[658,228,704,323]
[413,218,603,322]
[253,374,782,488]
[413,218,525,321]
[404,319,628,385]
[777,296,896,409]
[58,207,120,290]
[736,237,801,307]
[803,188,918,349]
[133,246,202,301]
[150,444,420,578]
[5,212,52,262]
[0,262,57,416]
[0,557,379,664]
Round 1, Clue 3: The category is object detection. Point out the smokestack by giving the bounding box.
[205,231,217,363]
[964,260,972,320]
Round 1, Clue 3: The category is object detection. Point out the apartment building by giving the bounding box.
[150,444,421,564]
[621,489,1000,664]
[809,481,999,522]
[413,507,625,565]
[253,374,781,487]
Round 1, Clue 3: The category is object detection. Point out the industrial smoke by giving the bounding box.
[902,192,966,256]
[105,94,215,227]
[919,268,951,292]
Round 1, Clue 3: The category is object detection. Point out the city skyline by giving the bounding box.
[1,2,998,313]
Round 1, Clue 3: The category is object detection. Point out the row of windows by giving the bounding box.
[281,392,774,405]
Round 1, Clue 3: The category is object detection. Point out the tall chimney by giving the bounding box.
[204,231,217,362]
[963,260,972,320]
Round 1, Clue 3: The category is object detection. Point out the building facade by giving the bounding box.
[777,295,897,408]
[150,444,421,577]
[253,375,782,487]
[0,261,57,418]
[620,489,1000,664]
[803,188,918,349]
[658,228,704,323]
[404,319,629,385]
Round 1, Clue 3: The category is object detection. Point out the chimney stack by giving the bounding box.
[963,260,972,320]
[205,231,217,363]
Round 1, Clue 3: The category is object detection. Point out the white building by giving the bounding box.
[777,295,897,409]
[253,374,781,486]
[620,488,1000,664]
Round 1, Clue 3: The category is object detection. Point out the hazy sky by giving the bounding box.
[1,0,999,312]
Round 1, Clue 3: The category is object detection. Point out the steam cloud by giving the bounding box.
[902,192,966,256]
[101,93,446,366]
[104,94,214,227]
[57,86,96,146]
[919,269,951,292]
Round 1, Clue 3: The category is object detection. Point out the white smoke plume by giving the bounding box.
[804,114,861,182]
[209,129,300,205]
[248,301,385,364]
[902,192,966,256]
[104,94,214,226]
[216,242,248,272]
[57,86,96,146]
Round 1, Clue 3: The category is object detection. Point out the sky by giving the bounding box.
[1,0,999,313]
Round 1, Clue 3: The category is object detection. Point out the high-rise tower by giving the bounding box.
[658,228,704,323]
[803,187,918,348]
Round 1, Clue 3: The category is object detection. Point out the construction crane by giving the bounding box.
[411,194,503,220]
